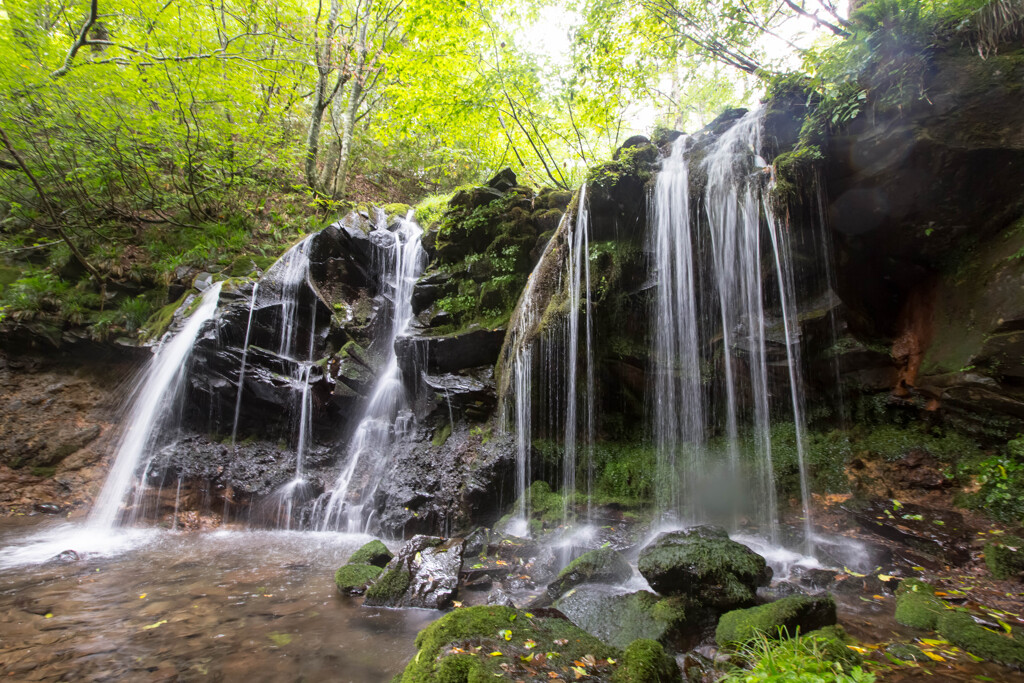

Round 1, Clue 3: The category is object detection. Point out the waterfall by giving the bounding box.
[229,282,258,451]
[88,281,224,530]
[316,211,425,533]
[650,109,813,546]
[650,136,705,518]
[562,185,595,527]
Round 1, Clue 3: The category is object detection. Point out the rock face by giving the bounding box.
[638,526,772,610]
[364,535,465,609]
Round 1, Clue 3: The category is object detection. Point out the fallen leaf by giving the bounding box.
[139,593,147,599]
[489,651,504,657]
[502,629,512,641]
[142,619,167,630]
[524,639,537,649]
[923,650,946,662]
[554,639,569,646]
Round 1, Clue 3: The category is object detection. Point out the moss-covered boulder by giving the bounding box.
[937,610,1024,667]
[638,526,771,609]
[348,539,393,567]
[555,586,696,649]
[363,535,464,609]
[610,639,680,683]
[894,590,945,630]
[715,595,837,647]
[985,536,1024,580]
[334,563,384,596]
[547,547,633,599]
[395,605,620,682]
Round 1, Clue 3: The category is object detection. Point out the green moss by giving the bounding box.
[894,590,944,630]
[593,442,657,503]
[397,605,619,683]
[140,291,191,341]
[432,422,453,447]
[548,547,633,598]
[800,626,863,668]
[639,528,770,608]
[611,639,679,683]
[348,539,393,567]
[30,466,57,478]
[895,577,937,596]
[715,595,838,647]
[334,563,384,595]
[985,535,1024,580]
[364,567,411,604]
[937,610,1024,666]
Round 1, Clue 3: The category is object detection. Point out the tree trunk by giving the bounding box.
[304,0,343,192]
[334,0,372,199]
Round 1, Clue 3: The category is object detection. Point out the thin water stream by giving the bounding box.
[0,518,436,682]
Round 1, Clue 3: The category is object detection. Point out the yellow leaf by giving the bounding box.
[921,638,947,647]
[847,645,869,654]
[524,612,534,618]
[607,658,616,664]
[452,601,463,608]
[142,619,167,630]
[878,574,895,582]
[521,653,535,662]
[139,593,147,599]
[923,650,946,662]
[489,651,503,657]
[502,629,512,641]
[872,595,886,600]
[44,613,53,619]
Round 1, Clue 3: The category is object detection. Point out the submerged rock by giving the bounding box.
[547,546,633,599]
[364,535,465,609]
[714,594,837,647]
[638,526,771,609]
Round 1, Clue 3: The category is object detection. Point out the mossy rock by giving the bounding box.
[334,563,384,595]
[800,625,863,667]
[937,610,1024,666]
[638,526,771,609]
[610,639,680,683]
[396,605,620,682]
[348,539,393,567]
[555,587,695,649]
[895,577,937,596]
[364,567,411,605]
[547,547,633,599]
[886,642,927,662]
[715,595,838,647]
[894,590,945,630]
[985,536,1024,580]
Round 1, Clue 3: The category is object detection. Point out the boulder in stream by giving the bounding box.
[554,584,697,649]
[714,594,837,647]
[637,526,771,610]
[546,546,633,599]
[364,535,465,609]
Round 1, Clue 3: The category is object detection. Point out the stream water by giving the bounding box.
[0,518,436,682]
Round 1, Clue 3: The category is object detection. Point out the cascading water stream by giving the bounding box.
[230,282,258,451]
[650,109,814,546]
[316,212,425,533]
[562,185,595,528]
[88,282,224,530]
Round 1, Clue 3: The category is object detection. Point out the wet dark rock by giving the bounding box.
[715,594,837,646]
[49,550,80,564]
[364,535,464,609]
[463,527,490,557]
[886,642,927,663]
[680,650,718,683]
[487,167,517,192]
[757,581,808,602]
[798,568,839,591]
[33,503,62,514]
[546,546,633,599]
[396,328,506,376]
[893,449,950,490]
[554,585,698,649]
[486,588,516,607]
[842,500,971,566]
[638,526,771,610]
[613,135,652,159]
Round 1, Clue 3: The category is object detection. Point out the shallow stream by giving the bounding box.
[0,518,438,682]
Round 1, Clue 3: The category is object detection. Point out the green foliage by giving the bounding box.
[722,628,875,683]
[962,437,1024,523]
[593,442,657,503]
